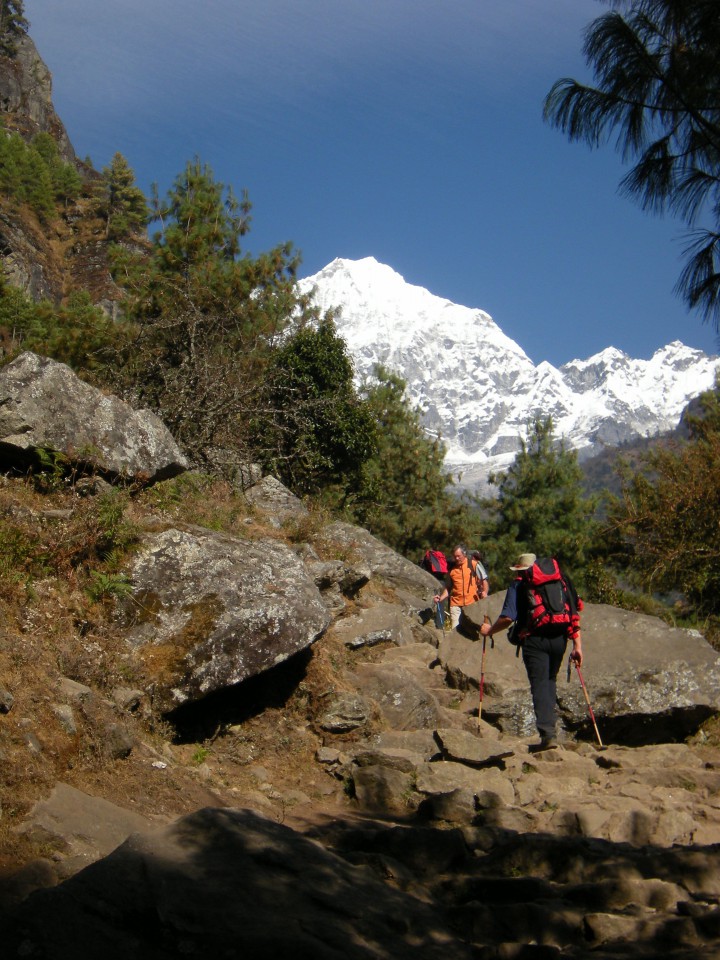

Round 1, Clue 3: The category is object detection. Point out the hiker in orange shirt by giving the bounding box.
[433,545,488,630]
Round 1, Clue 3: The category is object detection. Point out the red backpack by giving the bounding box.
[422,549,449,578]
[515,557,581,642]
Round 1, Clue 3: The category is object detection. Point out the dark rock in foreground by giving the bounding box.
[4,807,475,960]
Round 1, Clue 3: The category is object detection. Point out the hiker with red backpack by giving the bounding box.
[432,544,489,631]
[480,552,583,752]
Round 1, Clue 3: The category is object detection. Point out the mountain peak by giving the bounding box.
[299,259,720,489]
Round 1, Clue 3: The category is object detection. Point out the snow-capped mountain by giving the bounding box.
[298,257,720,489]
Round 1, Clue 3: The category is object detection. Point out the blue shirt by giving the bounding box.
[499,579,521,621]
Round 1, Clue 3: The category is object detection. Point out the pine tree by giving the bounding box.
[0,131,54,219]
[607,381,720,624]
[147,157,250,284]
[0,130,81,218]
[0,131,24,198]
[486,417,598,579]
[263,318,377,497]
[18,146,55,221]
[98,153,148,239]
[0,273,125,373]
[0,0,28,56]
[544,0,720,330]
[112,157,322,466]
[347,368,484,556]
[32,133,82,205]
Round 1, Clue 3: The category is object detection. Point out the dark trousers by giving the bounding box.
[522,633,568,740]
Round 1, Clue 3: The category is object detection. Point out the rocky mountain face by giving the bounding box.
[0,33,75,163]
[299,257,720,489]
[0,35,122,312]
[2,351,720,958]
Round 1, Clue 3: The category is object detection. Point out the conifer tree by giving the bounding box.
[486,417,598,579]
[32,133,82,205]
[348,368,483,556]
[0,130,54,219]
[263,317,377,497]
[149,157,248,277]
[98,152,148,239]
[0,0,28,55]
[544,0,720,330]
[18,146,55,221]
[0,273,125,373]
[607,381,720,625]
[112,157,323,467]
[0,130,82,217]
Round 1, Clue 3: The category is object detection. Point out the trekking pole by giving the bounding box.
[571,659,603,748]
[478,615,492,729]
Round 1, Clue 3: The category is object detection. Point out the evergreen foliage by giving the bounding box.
[484,417,599,583]
[347,367,484,557]
[0,275,124,375]
[148,157,249,279]
[0,269,38,334]
[607,380,720,625]
[0,128,54,219]
[262,345,485,557]
[263,318,377,497]
[111,158,325,466]
[544,0,720,330]
[0,0,27,55]
[0,128,81,218]
[97,153,148,239]
[31,133,82,204]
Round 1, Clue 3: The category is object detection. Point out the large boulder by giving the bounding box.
[118,526,332,711]
[0,353,189,483]
[316,521,438,599]
[437,593,720,743]
[332,602,417,649]
[244,474,308,524]
[17,783,151,869]
[351,661,443,731]
[5,807,476,960]
[561,603,720,743]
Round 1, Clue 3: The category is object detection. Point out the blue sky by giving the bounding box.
[25,0,719,366]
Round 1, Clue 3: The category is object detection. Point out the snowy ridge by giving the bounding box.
[299,257,720,488]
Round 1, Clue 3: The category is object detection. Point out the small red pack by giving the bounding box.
[422,549,448,577]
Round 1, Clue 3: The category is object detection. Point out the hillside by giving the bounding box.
[0,348,719,958]
[2,18,720,959]
[2,452,720,958]
[0,32,123,313]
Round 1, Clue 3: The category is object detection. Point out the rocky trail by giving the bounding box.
[1,352,720,958]
[3,594,720,959]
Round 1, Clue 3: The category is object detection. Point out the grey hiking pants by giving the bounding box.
[521,633,568,740]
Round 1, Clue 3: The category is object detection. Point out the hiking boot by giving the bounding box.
[529,737,558,753]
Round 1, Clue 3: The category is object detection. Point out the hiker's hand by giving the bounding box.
[480,622,492,637]
[570,645,583,667]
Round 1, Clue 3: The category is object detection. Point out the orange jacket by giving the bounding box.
[447,559,480,607]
